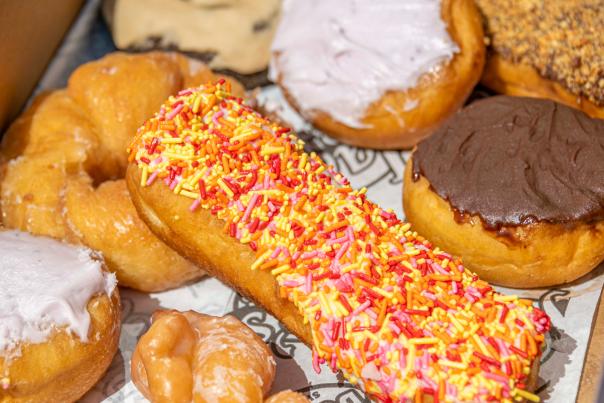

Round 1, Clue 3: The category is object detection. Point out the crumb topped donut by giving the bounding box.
[0,230,120,402]
[270,0,485,148]
[132,310,308,403]
[405,96,604,288]
[477,0,604,119]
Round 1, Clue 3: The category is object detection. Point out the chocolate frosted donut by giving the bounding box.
[413,96,604,228]
[404,96,604,288]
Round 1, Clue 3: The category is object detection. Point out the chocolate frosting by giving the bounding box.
[412,96,604,229]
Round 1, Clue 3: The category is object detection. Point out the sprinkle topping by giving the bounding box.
[129,82,550,402]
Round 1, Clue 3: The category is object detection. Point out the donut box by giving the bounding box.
[1,1,603,402]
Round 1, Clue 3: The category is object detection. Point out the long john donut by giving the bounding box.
[126,81,550,402]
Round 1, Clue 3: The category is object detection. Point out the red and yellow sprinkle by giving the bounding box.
[129,82,550,402]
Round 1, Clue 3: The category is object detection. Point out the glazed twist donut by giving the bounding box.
[132,310,308,403]
[0,52,243,291]
[126,82,550,402]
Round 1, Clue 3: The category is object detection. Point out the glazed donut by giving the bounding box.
[476,0,604,119]
[0,91,100,240]
[0,230,120,402]
[126,82,549,401]
[269,0,485,149]
[0,52,243,292]
[404,96,604,288]
[132,310,283,402]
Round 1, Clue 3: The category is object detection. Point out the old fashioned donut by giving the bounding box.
[269,0,485,149]
[126,82,549,401]
[0,52,243,291]
[132,310,308,402]
[476,0,604,119]
[0,230,120,402]
[405,96,604,288]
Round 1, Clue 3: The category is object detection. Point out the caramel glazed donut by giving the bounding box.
[405,96,604,289]
[132,309,309,403]
[126,81,550,402]
[476,0,604,119]
[0,230,120,402]
[269,0,485,149]
[0,52,244,292]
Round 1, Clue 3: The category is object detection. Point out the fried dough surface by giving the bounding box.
[0,288,120,402]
